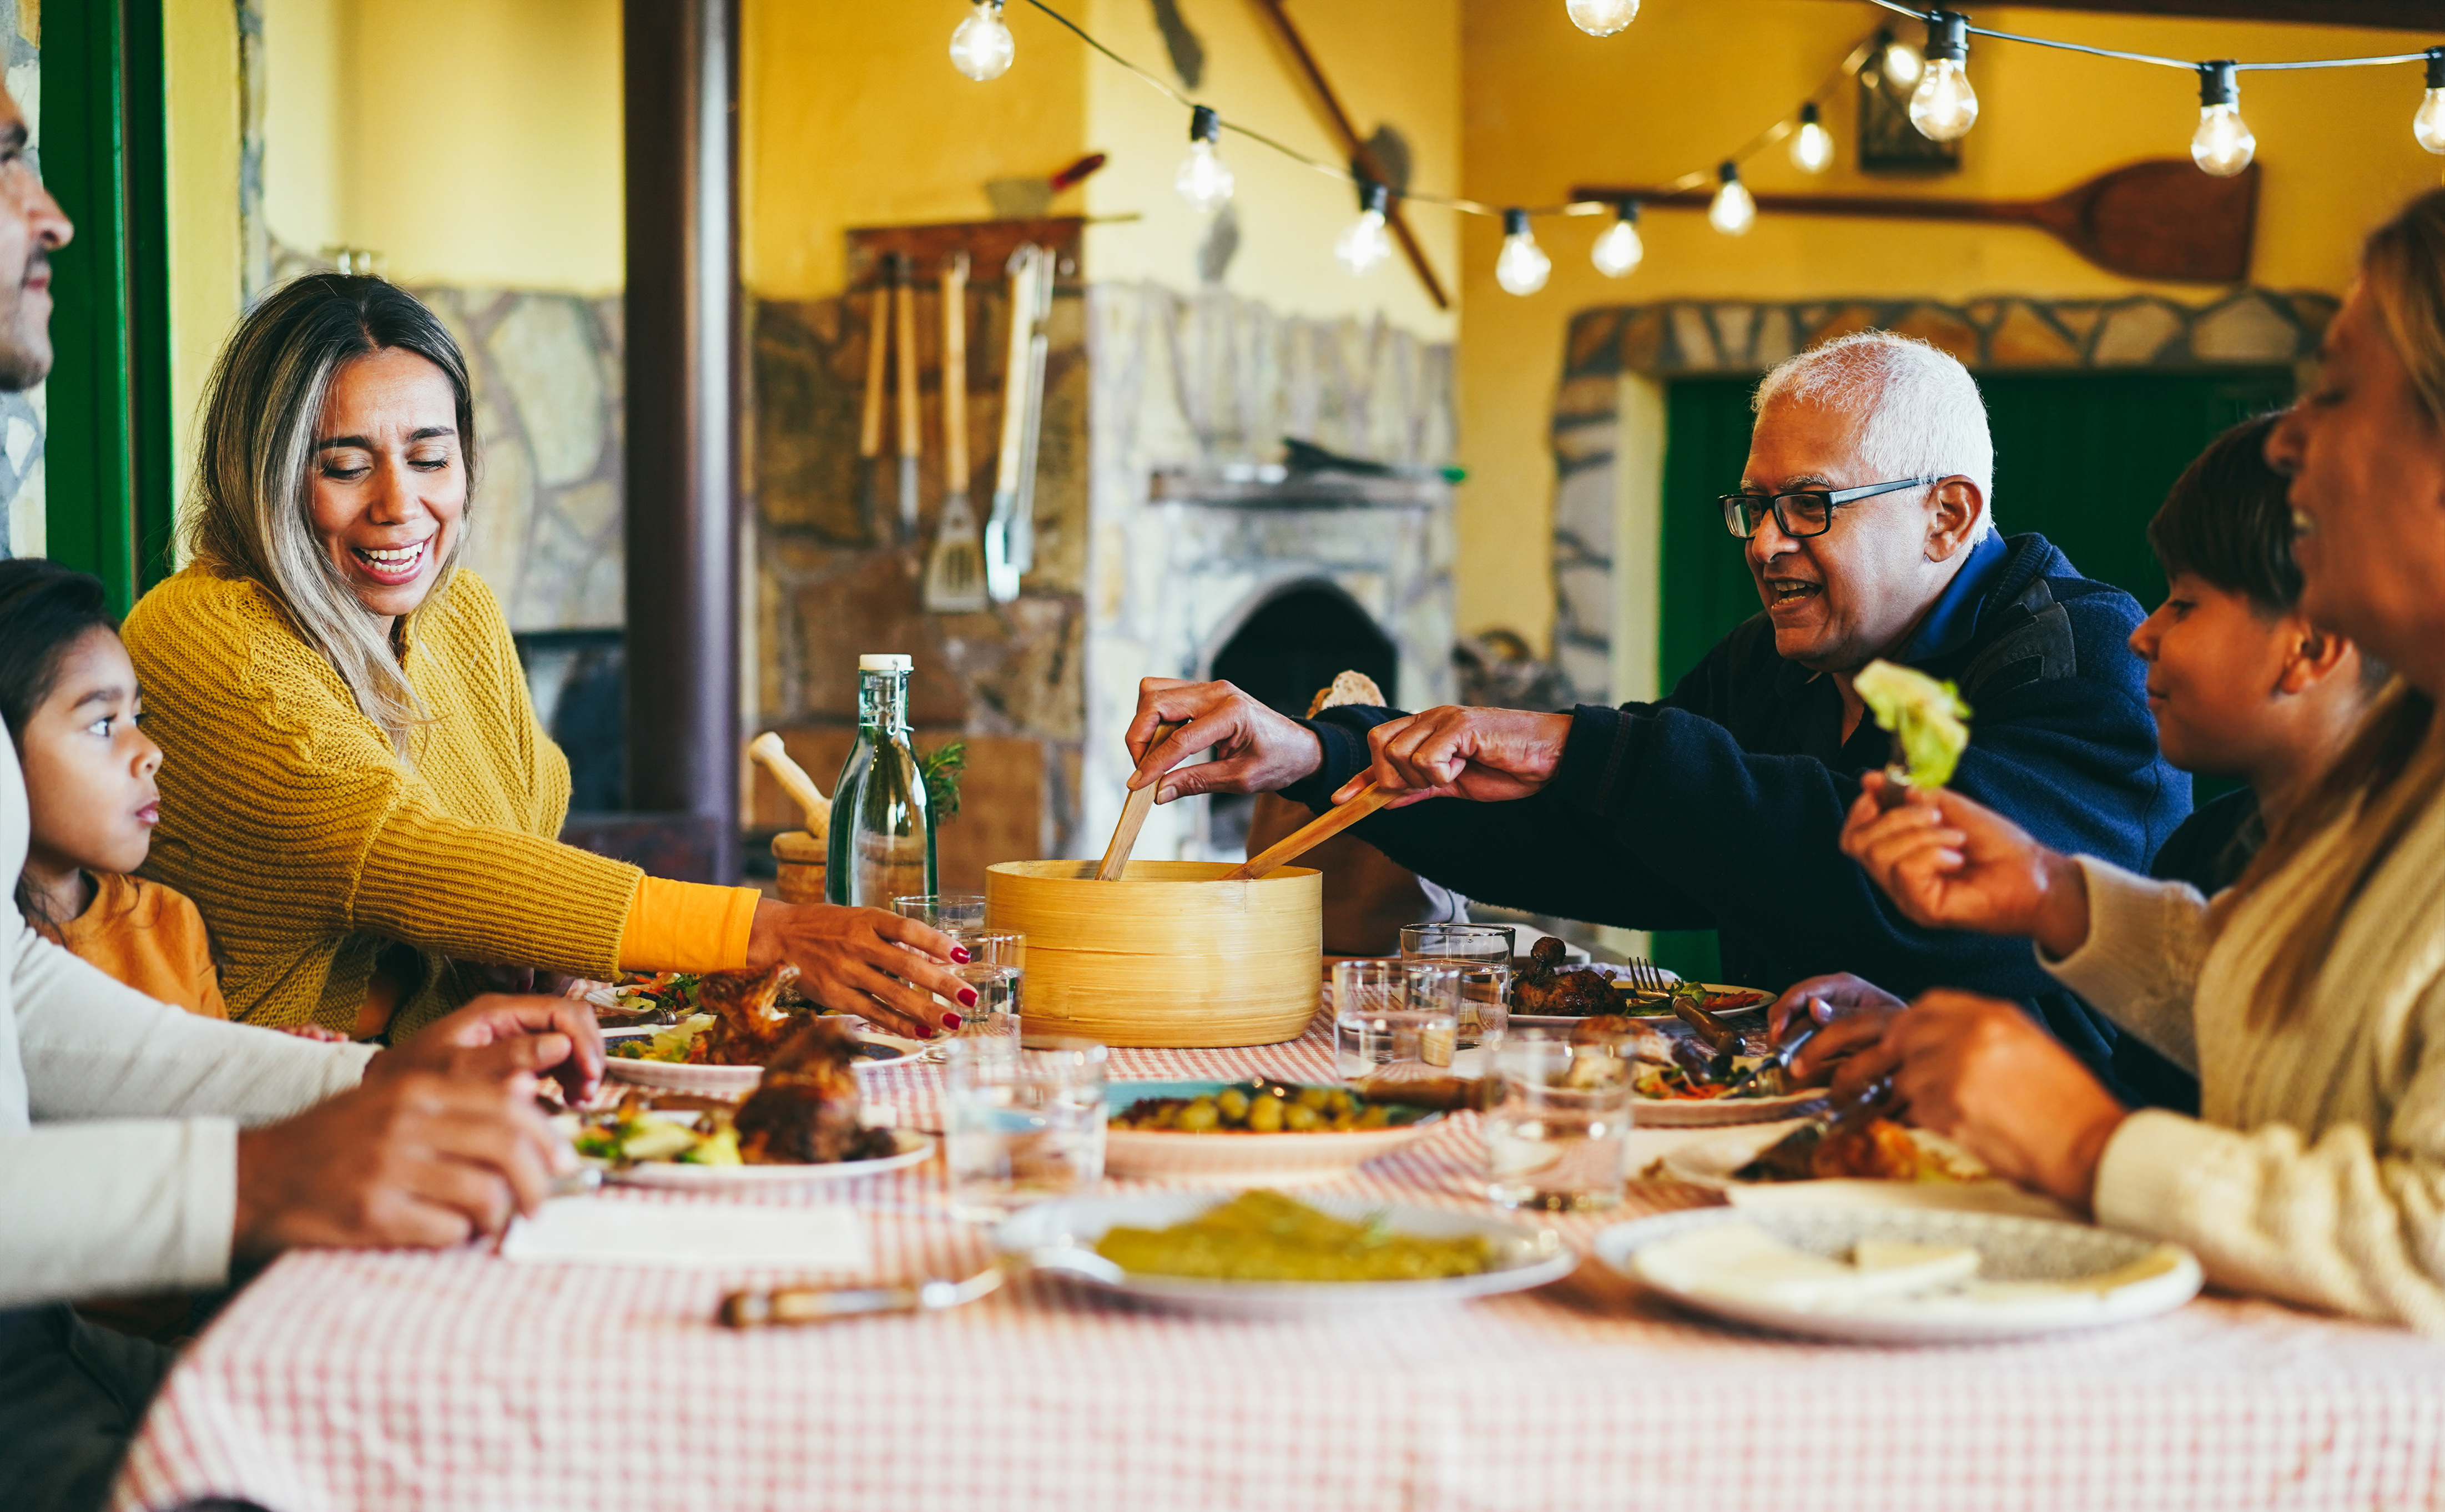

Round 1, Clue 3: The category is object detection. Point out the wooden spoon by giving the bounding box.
[1573,159,2259,285]
[1096,720,1184,881]
[1221,782,1393,881]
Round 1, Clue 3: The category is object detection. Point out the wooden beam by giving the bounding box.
[624,0,742,882]
[1812,0,2441,30]
[1246,0,1450,312]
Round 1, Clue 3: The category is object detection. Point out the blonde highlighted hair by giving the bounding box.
[185,274,478,758]
[2215,189,2445,1029]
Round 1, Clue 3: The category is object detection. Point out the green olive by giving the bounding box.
[1246,1095,1285,1132]
[1295,1086,1330,1111]
[1177,1098,1222,1132]
[1215,1087,1251,1121]
[1325,1090,1355,1116]
[1358,1105,1392,1128]
[1284,1103,1322,1131]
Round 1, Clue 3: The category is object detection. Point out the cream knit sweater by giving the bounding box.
[0,735,375,1307]
[2051,759,2445,1332]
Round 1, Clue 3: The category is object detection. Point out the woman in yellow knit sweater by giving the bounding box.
[124,275,970,1040]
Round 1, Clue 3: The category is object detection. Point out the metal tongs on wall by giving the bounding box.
[983,244,1054,603]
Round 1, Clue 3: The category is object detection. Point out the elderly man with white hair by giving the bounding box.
[1127,331,2189,1093]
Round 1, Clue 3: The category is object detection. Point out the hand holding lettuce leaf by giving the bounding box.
[1853,659,1972,791]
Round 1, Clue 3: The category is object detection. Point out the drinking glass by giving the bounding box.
[891,893,988,938]
[944,1037,1106,1220]
[1484,1031,1633,1212]
[952,930,1024,1040]
[1333,959,1461,1082]
[1400,923,1514,1060]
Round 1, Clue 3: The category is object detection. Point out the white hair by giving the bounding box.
[1752,330,1997,538]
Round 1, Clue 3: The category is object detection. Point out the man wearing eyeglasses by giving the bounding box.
[1127,330,2187,1095]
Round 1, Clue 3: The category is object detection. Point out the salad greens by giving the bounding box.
[1853,659,1972,788]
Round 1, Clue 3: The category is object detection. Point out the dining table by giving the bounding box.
[111,1006,2445,1512]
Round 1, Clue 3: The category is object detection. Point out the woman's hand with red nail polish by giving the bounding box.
[957,987,979,1009]
[942,1012,964,1030]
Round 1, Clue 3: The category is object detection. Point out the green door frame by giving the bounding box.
[42,0,174,613]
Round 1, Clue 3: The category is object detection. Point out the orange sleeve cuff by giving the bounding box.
[616,877,759,974]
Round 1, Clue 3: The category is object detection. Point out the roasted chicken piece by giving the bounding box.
[1568,1015,1676,1065]
[1733,1116,1923,1183]
[688,962,802,1066]
[1509,936,1616,1017]
[734,1017,894,1165]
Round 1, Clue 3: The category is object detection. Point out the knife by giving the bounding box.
[892,251,921,545]
[717,1247,1127,1328]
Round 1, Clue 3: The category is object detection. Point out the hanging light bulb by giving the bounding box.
[1591,199,1644,278]
[1336,182,1393,278]
[2190,61,2256,178]
[1565,0,1639,37]
[1174,105,1234,214]
[948,0,1015,82]
[1495,210,1551,296]
[1908,12,1979,143]
[1708,162,1756,237]
[1877,30,1924,90]
[2416,48,2445,154]
[1789,101,1835,174]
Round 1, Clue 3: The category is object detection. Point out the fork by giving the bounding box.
[1619,956,1670,992]
[1718,1025,1820,1099]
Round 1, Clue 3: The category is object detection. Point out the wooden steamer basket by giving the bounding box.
[986,860,1322,1047]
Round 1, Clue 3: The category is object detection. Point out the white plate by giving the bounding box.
[607,1127,933,1190]
[604,1031,927,1093]
[996,1192,1576,1318]
[1595,1206,2201,1343]
[1104,1080,1444,1185]
[1654,1121,2074,1217]
[1631,1085,1828,1128]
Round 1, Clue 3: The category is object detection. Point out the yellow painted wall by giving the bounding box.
[744,0,1460,341]
[259,0,622,293]
[1457,0,2445,651]
[163,0,243,526]
[1079,0,1459,339]
[742,0,1088,298]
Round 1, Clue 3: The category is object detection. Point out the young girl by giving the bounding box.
[0,560,254,1025]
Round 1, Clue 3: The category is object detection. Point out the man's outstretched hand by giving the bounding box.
[1330,706,1574,808]
[1125,678,1327,802]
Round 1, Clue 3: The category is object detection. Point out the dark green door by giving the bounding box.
[1648,366,2295,983]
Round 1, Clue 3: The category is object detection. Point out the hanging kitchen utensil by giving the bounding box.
[924,252,988,612]
[892,252,922,544]
[1571,158,2259,285]
[1010,244,1056,579]
[1221,782,1396,881]
[985,244,1046,603]
[856,278,892,543]
[1094,720,1184,881]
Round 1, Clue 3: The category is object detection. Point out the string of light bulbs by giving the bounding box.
[944,0,2445,297]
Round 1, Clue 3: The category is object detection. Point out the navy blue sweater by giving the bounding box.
[1279,532,2192,1096]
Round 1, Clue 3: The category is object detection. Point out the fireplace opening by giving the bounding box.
[1201,581,1400,858]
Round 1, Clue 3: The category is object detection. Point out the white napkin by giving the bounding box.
[501,1197,870,1270]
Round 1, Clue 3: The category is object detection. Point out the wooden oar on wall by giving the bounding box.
[1572,159,2258,285]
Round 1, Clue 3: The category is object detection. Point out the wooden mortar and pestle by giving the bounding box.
[749,732,831,904]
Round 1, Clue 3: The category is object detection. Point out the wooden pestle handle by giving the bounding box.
[1221,782,1393,881]
[858,284,891,460]
[1096,720,1183,881]
[749,732,831,833]
[893,256,920,461]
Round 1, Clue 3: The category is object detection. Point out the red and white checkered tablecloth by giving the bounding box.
[112,1012,2445,1512]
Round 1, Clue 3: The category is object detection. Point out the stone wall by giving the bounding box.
[1549,289,2339,702]
[1083,284,1456,863]
[748,281,1092,860]
[417,287,626,632]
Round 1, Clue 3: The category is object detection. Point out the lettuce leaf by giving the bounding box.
[1853,659,1972,788]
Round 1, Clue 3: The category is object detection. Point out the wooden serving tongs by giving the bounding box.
[1221,780,1394,881]
[1095,720,1183,880]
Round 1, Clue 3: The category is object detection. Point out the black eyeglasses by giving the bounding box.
[1718,476,1940,540]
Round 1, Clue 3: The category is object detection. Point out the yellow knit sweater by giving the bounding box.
[124,567,643,1036]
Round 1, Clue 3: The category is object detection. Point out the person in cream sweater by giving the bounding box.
[1827,187,2445,1332]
